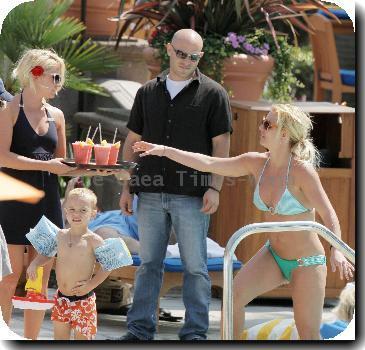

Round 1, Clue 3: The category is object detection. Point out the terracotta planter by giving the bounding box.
[223,54,274,101]
[64,0,122,38]
[142,46,162,79]
[142,48,274,100]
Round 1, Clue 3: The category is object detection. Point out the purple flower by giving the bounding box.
[231,40,239,49]
[227,32,237,42]
[263,43,270,50]
[243,43,254,53]
[237,35,246,43]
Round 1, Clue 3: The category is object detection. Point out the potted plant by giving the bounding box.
[113,0,336,101]
[64,0,124,39]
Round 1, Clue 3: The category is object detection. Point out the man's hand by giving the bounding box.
[119,189,134,216]
[201,188,219,214]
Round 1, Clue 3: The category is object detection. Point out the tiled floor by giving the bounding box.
[1,287,340,341]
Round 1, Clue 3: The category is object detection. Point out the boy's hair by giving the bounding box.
[333,282,355,322]
[66,188,97,209]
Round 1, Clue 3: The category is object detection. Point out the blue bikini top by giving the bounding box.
[253,154,311,215]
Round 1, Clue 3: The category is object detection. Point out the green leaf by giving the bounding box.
[0,0,120,95]
[65,70,110,96]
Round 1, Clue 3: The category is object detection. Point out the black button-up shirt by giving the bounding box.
[127,68,232,197]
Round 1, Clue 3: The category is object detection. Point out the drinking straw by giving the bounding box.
[112,127,118,144]
[99,123,102,143]
[68,143,73,159]
[85,125,91,141]
[91,127,98,142]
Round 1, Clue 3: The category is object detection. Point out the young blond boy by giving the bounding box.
[26,188,132,340]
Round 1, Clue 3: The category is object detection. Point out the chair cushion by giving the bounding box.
[340,69,355,86]
[132,255,242,272]
[320,320,349,339]
[318,9,350,20]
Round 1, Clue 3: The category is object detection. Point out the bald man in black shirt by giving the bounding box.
[118,29,232,341]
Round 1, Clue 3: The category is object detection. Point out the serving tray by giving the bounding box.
[62,159,137,170]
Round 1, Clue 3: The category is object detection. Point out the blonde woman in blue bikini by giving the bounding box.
[131,104,354,340]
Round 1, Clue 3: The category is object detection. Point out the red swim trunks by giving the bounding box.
[51,290,97,340]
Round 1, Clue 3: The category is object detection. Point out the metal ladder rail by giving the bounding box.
[222,220,355,340]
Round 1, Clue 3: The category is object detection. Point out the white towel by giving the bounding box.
[165,243,180,258]
[165,238,237,260]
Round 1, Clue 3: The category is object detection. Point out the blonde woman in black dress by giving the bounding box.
[0,49,73,339]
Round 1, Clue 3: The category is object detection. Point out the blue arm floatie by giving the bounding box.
[25,216,59,257]
[94,238,133,271]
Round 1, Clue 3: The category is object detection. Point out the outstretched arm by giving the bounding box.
[132,141,256,178]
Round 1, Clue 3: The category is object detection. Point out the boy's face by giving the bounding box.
[64,195,96,227]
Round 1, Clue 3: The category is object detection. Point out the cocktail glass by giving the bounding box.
[94,144,112,165]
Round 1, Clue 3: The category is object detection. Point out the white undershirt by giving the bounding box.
[166,75,192,100]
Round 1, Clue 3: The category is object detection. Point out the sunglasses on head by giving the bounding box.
[170,44,201,62]
[51,73,62,85]
[261,118,277,130]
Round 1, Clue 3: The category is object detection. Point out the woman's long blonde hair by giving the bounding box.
[13,48,65,90]
[273,104,321,168]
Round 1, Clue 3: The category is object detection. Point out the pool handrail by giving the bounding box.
[222,220,355,340]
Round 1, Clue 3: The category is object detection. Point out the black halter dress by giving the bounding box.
[0,94,63,245]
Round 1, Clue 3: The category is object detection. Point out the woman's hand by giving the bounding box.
[45,158,73,175]
[132,141,166,157]
[330,248,355,280]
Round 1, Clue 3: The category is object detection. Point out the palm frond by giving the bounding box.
[0,0,121,95]
[58,36,120,73]
[41,18,86,47]
[65,70,110,96]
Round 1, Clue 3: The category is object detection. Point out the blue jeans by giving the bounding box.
[126,192,211,340]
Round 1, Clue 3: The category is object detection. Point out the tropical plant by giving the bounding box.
[148,26,303,101]
[290,45,314,100]
[112,0,336,101]
[113,0,337,47]
[0,0,121,95]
